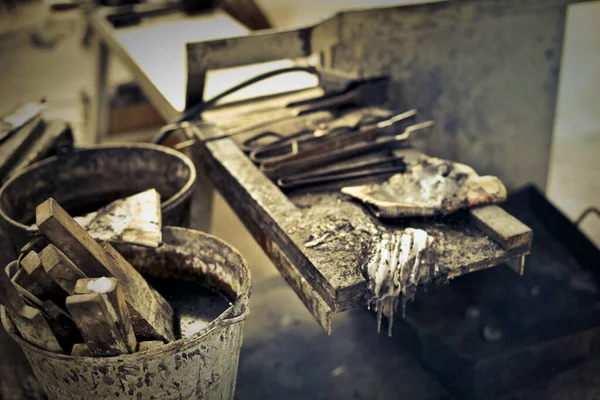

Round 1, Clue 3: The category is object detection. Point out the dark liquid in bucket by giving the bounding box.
[145,277,233,339]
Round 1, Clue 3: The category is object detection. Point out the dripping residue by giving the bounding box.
[365,228,438,336]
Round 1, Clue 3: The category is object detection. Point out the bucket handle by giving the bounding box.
[220,293,250,326]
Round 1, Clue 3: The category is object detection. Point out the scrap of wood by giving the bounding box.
[20,236,49,255]
[12,281,45,310]
[21,251,65,297]
[0,265,27,313]
[74,277,136,353]
[5,261,20,279]
[137,341,164,352]
[0,270,62,353]
[11,277,82,347]
[102,243,175,342]
[41,300,82,347]
[469,205,533,250]
[74,189,162,248]
[11,269,44,299]
[9,307,63,353]
[40,244,87,294]
[71,343,92,357]
[66,293,132,356]
[36,198,175,342]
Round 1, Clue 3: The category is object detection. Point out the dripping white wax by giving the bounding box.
[366,228,434,336]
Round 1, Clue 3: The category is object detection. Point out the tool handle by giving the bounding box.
[264,135,405,178]
[0,262,26,313]
[241,131,285,153]
[295,90,357,115]
[277,157,406,190]
[260,125,380,171]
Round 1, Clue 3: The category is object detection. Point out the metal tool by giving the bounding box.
[247,112,369,162]
[260,111,425,178]
[203,78,389,143]
[277,155,407,191]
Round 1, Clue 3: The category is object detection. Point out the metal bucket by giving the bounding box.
[0,144,197,254]
[1,226,251,400]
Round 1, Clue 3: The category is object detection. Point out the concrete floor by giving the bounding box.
[0,1,599,399]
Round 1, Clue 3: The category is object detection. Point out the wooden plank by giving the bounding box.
[0,269,62,353]
[20,236,49,255]
[0,265,27,313]
[10,277,82,347]
[66,293,131,356]
[74,277,136,353]
[12,281,45,310]
[102,242,174,341]
[21,251,65,297]
[5,261,19,279]
[9,307,63,353]
[36,198,175,342]
[41,300,82,347]
[36,198,122,278]
[11,269,44,299]
[470,205,533,250]
[40,244,87,294]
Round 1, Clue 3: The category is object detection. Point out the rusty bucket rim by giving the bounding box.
[1,226,251,362]
[0,143,197,232]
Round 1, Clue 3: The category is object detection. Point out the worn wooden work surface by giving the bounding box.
[194,100,532,333]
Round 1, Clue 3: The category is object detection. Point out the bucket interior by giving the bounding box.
[0,145,194,227]
[113,227,251,339]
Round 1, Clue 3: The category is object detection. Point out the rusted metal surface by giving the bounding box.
[193,121,531,328]
[0,144,196,255]
[1,227,251,400]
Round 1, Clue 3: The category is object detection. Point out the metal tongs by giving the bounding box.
[272,119,434,190]
[261,111,433,180]
[259,110,416,177]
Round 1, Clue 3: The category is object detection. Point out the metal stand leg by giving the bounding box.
[190,167,214,233]
[188,144,214,233]
[90,38,109,144]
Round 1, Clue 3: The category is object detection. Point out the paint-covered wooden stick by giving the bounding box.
[36,198,175,342]
[74,277,136,353]
[40,244,87,294]
[21,250,66,298]
[0,267,62,353]
[66,292,132,357]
